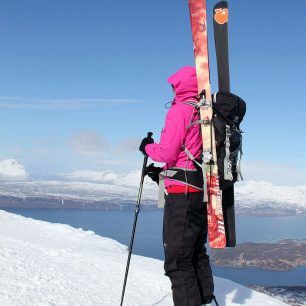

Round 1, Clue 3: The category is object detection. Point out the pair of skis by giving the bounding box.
[188,0,235,248]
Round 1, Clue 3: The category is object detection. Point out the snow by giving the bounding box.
[0,159,305,214]
[0,178,158,202]
[0,210,288,305]
[236,180,306,206]
[0,177,305,215]
[65,169,119,183]
[0,159,28,180]
[64,169,157,188]
[63,169,306,208]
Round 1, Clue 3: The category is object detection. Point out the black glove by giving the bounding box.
[139,132,154,156]
[144,163,163,185]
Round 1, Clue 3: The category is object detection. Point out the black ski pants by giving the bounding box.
[163,192,214,306]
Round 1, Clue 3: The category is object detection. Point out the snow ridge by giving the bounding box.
[0,210,287,305]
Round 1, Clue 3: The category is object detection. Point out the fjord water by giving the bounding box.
[3,208,306,286]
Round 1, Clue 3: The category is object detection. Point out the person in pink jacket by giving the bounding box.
[139,67,215,306]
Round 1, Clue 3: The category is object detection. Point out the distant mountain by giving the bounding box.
[235,181,306,216]
[0,159,28,180]
[0,173,305,216]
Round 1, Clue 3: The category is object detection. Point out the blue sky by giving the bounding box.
[0,0,305,183]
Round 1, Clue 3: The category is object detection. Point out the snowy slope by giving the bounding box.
[0,210,288,305]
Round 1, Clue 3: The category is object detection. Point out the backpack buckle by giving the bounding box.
[199,98,211,108]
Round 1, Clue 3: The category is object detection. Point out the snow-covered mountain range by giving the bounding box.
[0,210,288,305]
[0,159,305,215]
[0,159,28,180]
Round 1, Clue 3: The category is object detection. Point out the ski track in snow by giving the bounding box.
[0,210,289,306]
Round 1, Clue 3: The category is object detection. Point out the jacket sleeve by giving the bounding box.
[145,106,186,163]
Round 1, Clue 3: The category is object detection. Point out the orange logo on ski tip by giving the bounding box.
[214,8,228,25]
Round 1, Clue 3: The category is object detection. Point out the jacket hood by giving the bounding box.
[167,66,198,104]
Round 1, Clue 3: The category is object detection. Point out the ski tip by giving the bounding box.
[214,4,228,25]
[213,0,228,10]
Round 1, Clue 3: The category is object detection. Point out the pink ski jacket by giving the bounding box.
[145,66,202,187]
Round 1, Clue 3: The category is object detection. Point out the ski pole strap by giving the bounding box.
[224,125,233,181]
[183,146,208,202]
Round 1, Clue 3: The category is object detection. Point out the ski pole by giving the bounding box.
[120,135,151,306]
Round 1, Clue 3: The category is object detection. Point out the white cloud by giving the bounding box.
[93,159,129,166]
[64,170,116,183]
[0,159,29,181]
[63,159,306,189]
[63,169,157,189]
[68,132,109,154]
[115,137,141,154]
[242,160,306,186]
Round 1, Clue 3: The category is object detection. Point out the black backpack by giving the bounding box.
[212,91,246,190]
[165,92,246,199]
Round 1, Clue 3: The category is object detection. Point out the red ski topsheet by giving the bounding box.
[188,0,226,248]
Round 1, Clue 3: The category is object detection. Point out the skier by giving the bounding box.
[139,66,215,306]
